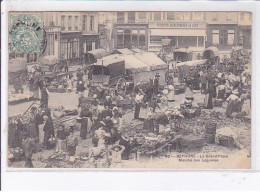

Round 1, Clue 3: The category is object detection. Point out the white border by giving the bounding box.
[1,0,260,190]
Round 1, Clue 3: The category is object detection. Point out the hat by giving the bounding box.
[113,107,119,111]
[79,81,83,84]
[93,94,97,99]
[168,85,174,91]
[232,90,239,95]
[99,121,106,126]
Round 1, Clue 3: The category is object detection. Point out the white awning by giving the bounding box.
[150,29,206,36]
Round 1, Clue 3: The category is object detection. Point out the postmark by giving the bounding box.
[9,13,43,53]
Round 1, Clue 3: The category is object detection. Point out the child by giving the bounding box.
[55,125,70,154]
[66,127,78,156]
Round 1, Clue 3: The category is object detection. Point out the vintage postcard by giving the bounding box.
[7,11,251,169]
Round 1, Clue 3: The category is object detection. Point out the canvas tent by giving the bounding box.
[85,49,107,65]
[111,48,134,55]
[202,47,220,59]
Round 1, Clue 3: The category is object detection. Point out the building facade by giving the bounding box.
[113,12,149,51]
[148,12,207,54]
[43,12,99,64]
[205,12,239,52]
[238,12,252,49]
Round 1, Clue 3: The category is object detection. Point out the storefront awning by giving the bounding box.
[150,29,206,36]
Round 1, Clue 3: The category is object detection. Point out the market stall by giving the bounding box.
[84,49,107,65]
[8,58,36,105]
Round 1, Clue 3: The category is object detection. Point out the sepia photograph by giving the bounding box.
[7,11,252,169]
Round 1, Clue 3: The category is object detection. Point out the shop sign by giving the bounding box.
[149,22,206,29]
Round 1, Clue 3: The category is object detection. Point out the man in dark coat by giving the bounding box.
[40,86,49,109]
[80,108,92,140]
[145,79,154,103]
[43,115,55,149]
[153,73,160,95]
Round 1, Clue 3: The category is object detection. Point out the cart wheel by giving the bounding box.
[116,78,127,96]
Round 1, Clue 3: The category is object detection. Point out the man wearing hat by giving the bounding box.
[153,73,160,95]
[42,115,55,149]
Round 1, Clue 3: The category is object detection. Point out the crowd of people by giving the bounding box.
[8,52,251,168]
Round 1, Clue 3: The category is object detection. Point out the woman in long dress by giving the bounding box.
[185,79,194,100]
[80,108,92,140]
[134,91,143,119]
[205,81,214,109]
[167,85,175,109]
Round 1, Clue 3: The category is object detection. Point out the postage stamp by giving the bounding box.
[9,13,43,53]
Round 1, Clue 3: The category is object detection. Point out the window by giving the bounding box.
[86,41,92,51]
[61,39,68,60]
[249,13,252,21]
[128,12,135,23]
[163,12,166,20]
[138,12,146,19]
[240,13,244,21]
[212,13,218,21]
[228,30,235,45]
[49,13,54,26]
[226,13,232,21]
[220,30,228,45]
[68,16,72,30]
[212,30,219,45]
[139,34,145,48]
[117,34,124,45]
[175,12,181,20]
[90,16,94,31]
[72,38,79,57]
[47,34,55,55]
[198,36,204,47]
[61,16,65,27]
[74,16,78,30]
[178,36,197,47]
[117,12,125,23]
[83,15,87,31]
[154,12,161,21]
[150,12,153,20]
[167,12,175,20]
[190,12,193,21]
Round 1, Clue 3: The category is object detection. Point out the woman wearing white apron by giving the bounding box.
[167,85,175,109]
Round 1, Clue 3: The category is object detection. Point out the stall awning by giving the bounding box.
[88,49,107,59]
[111,48,134,55]
[150,29,206,36]
[134,53,166,68]
[176,59,207,67]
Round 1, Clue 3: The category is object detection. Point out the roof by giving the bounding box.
[117,54,148,69]
[112,48,134,55]
[88,49,107,59]
[96,57,124,67]
[130,48,144,54]
[203,47,220,57]
[176,59,207,67]
[134,52,166,67]
[9,58,27,73]
[174,48,193,53]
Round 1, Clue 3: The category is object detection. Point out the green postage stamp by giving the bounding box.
[9,13,43,53]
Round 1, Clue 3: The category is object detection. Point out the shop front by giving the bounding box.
[113,24,148,51]
[148,21,207,54]
[206,24,239,52]
[60,32,82,64]
[238,26,251,50]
